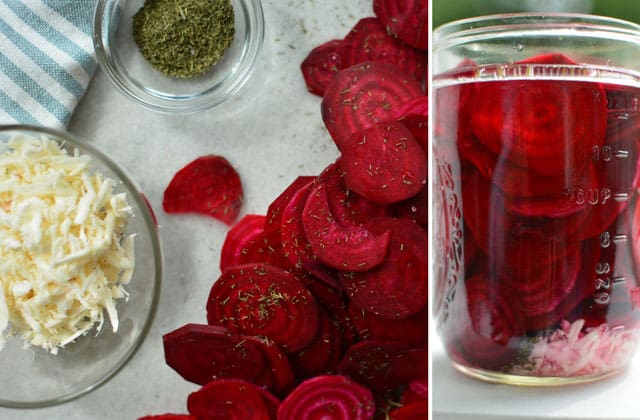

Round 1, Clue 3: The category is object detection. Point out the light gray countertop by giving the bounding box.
[0,1,370,418]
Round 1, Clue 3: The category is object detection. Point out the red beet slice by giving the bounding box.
[388,401,428,420]
[393,95,427,152]
[280,179,341,288]
[162,323,265,386]
[290,306,343,379]
[265,176,316,238]
[301,39,350,96]
[321,62,424,150]
[343,17,426,84]
[163,155,243,225]
[315,160,389,226]
[337,340,426,391]
[139,415,196,420]
[220,214,267,271]
[390,184,427,230]
[340,121,427,204]
[340,217,427,319]
[373,0,428,50]
[187,379,275,420]
[302,183,391,271]
[277,374,375,420]
[470,64,607,177]
[348,302,426,348]
[206,263,320,353]
[243,335,295,394]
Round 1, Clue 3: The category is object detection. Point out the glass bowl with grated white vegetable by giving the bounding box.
[0,125,161,408]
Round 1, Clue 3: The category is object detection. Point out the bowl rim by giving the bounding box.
[0,124,163,408]
[92,0,265,114]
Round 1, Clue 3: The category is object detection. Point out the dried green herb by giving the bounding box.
[133,0,235,78]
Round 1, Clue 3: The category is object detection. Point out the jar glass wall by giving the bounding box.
[433,13,640,385]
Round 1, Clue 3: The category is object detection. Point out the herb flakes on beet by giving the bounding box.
[373,0,428,50]
[301,183,391,272]
[321,61,424,150]
[301,39,350,96]
[339,121,427,204]
[162,323,265,386]
[163,155,243,225]
[206,263,320,354]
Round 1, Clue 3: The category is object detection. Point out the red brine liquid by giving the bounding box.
[434,54,640,379]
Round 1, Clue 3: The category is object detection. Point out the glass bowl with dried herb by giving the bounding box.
[93,0,264,113]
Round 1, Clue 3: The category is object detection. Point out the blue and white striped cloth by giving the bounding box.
[0,0,97,128]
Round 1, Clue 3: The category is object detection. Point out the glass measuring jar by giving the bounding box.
[433,14,640,385]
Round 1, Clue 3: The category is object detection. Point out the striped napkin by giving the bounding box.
[0,0,97,128]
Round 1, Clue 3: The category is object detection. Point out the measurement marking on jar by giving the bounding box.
[615,150,630,159]
[612,325,626,331]
[613,234,629,244]
[614,193,629,202]
[613,276,627,285]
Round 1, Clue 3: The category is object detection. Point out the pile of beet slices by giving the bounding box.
[142,1,427,419]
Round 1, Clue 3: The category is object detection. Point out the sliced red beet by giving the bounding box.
[339,121,427,204]
[470,65,607,177]
[220,214,267,271]
[138,415,196,420]
[162,323,265,386]
[290,306,343,379]
[343,17,426,84]
[340,217,427,319]
[277,374,375,420]
[280,179,341,288]
[373,0,428,50]
[337,340,426,391]
[321,62,424,150]
[301,39,350,96]
[392,95,427,153]
[390,184,427,230]
[242,335,295,394]
[348,302,426,348]
[315,160,389,226]
[206,263,319,353]
[163,155,243,225]
[187,379,276,420]
[302,183,391,271]
[264,176,316,237]
[388,401,428,420]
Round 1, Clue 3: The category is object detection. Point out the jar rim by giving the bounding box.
[434,12,640,50]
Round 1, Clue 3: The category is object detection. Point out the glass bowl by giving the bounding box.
[93,0,264,113]
[0,125,162,407]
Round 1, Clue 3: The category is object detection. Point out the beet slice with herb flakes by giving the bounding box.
[280,179,342,289]
[302,183,391,272]
[187,379,277,420]
[393,95,427,153]
[337,340,426,391]
[242,334,296,394]
[373,0,428,50]
[277,374,375,420]
[340,121,427,204]
[163,155,243,225]
[340,217,427,320]
[348,302,426,348]
[322,61,424,150]
[138,415,196,420]
[206,263,319,353]
[301,39,349,97]
[220,214,267,271]
[162,323,265,386]
[343,17,426,84]
[315,160,389,226]
[264,176,316,238]
[290,306,343,379]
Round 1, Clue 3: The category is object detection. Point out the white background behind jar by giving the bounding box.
[0,0,370,418]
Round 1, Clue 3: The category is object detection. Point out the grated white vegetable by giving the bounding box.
[511,319,640,377]
[0,136,135,354]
